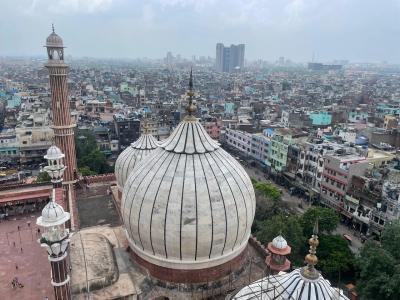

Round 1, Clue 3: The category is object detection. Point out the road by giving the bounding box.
[240,161,363,253]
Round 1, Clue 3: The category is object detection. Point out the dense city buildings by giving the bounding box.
[3,25,400,300]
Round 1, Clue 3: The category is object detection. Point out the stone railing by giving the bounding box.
[0,181,51,192]
[82,173,116,184]
[248,235,269,259]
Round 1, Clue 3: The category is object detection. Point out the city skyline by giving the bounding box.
[1,0,400,63]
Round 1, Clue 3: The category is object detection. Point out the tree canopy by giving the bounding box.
[79,149,112,174]
[357,240,400,300]
[357,221,400,300]
[251,180,288,232]
[79,166,96,176]
[317,234,355,281]
[381,220,400,260]
[301,207,339,237]
[35,171,51,183]
[253,181,282,202]
[256,214,306,266]
[75,129,112,175]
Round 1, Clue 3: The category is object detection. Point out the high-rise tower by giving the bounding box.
[215,43,245,73]
[45,26,78,229]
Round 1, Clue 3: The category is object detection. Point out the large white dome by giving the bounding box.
[114,134,159,191]
[121,116,256,270]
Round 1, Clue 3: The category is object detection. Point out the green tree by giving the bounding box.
[381,220,400,260]
[317,234,355,282]
[75,130,97,158]
[251,180,288,232]
[75,129,112,175]
[301,207,339,237]
[35,171,51,183]
[80,150,112,174]
[357,240,400,300]
[256,214,305,266]
[253,181,281,202]
[79,166,96,176]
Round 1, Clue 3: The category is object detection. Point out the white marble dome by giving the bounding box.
[37,201,70,227]
[272,235,288,250]
[114,134,159,191]
[46,31,63,47]
[122,116,256,270]
[44,145,64,160]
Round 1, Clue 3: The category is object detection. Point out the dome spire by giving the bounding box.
[52,23,55,33]
[143,116,150,134]
[301,219,319,280]
[186,67,196,117]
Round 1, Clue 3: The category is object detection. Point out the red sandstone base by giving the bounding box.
[129,247,247,283]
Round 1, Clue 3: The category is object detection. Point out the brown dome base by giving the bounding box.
[129,246,248,284]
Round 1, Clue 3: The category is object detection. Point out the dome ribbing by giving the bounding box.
[121,117,256,270]
[114,134,159,190]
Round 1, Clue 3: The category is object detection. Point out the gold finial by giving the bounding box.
[301,219,319,279]
[186,68,196,116]
[143,112,149,134]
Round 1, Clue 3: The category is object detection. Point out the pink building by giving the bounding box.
[321,154,369,212]
[202,119,222,140]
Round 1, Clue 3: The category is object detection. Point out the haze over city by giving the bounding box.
[3,1,400,300]
[1,0,400,62]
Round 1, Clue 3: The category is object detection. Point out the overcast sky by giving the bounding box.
[1,0,399,63]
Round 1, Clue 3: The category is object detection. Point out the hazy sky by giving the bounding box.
[1,0,400,62]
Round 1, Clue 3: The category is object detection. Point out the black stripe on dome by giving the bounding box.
[209,152,240,251]
[160,122,183,150]
[123,149,137,186]
[163,154,182,259]
[179,155,188,260]
[193,154,198,260]
[198,154,214,259]
[220,148,255,217]
[315,281,326,300]
[204,153,228,256]
[149,152,175,255]
[116,147,131,186]
[214,149,249,245]
[137,152,172,251]
[319,279,332,299]
[125,150,168,245]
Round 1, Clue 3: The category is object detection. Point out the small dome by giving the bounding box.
[46,31,63,47]
[37,201,70,227]
[233,269,349,299]
[122,117,256,270]
[44,145,64,160]
[272,235,288,249]
[114,134,159,190]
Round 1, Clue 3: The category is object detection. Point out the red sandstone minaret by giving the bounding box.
[266,235,291,274]
[45,25,78,229]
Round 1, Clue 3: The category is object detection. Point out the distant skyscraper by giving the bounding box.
[216,43,224,72]
[215,43,245,73]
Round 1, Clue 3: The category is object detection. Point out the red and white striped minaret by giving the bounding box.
[44,26,78,229]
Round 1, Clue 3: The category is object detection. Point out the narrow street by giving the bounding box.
[240,161,363,253]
